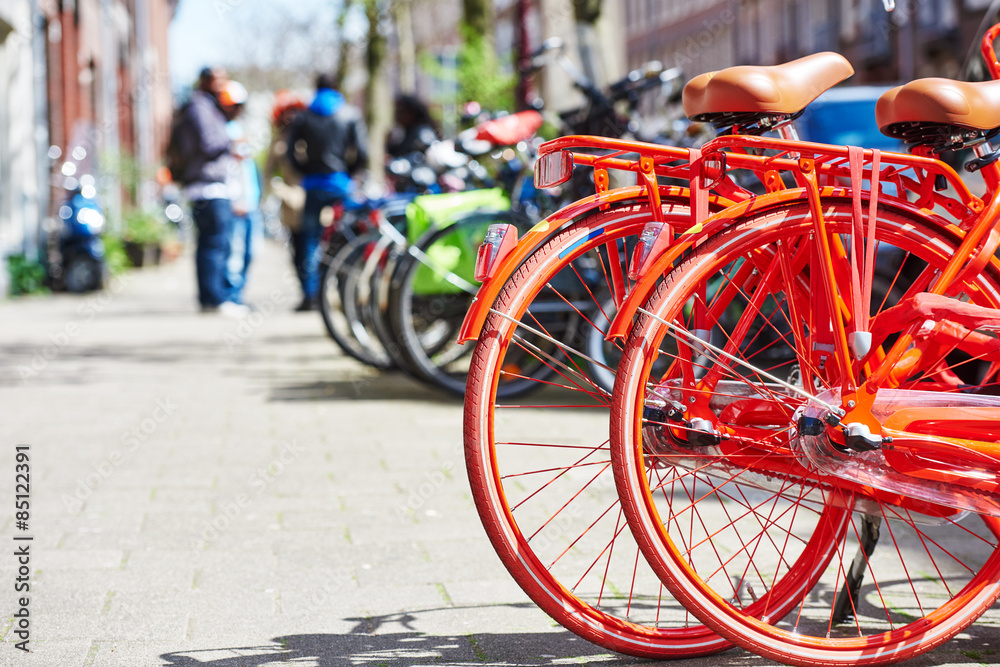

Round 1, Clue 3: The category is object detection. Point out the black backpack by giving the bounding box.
[164,102,201,185]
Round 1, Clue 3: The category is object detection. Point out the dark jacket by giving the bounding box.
[286,89,369,184]
[177,90,232,186]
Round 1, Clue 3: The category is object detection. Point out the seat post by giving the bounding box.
[974,141,994,158]
[778,124,800,141]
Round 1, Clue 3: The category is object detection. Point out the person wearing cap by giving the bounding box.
[218,80,260,306]
[285,73,368,312]
[178,67,247,317]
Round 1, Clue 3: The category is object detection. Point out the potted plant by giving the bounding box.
[122,210,165,267]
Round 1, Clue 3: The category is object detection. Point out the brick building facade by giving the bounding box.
[0,0,175,294]
[623,0,994,82]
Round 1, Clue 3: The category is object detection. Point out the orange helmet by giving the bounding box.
[272,89,306,125]
[218,80,248,107]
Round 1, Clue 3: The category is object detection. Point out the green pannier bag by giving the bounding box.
[405,188,511,295]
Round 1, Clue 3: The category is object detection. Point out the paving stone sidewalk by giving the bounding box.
[0,240,995,667]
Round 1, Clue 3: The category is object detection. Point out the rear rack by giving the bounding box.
[538,134,984,229]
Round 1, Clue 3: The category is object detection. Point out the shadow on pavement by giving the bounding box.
[158,607,635,667]
[267,374,459,403]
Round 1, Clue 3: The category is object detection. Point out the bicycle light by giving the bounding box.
[629,221,672,281]
[475,223,519,282]
[535,150,574,189]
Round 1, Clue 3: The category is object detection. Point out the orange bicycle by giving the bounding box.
[461,49,867,657]
[606,16,1000,667]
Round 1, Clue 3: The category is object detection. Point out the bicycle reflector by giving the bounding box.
[475,223,519,282]
[629,221,672,281]
[534,150,574,188]
[700,152,727,190]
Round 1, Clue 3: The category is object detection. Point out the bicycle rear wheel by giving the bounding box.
[319,230,394,369]
[611,200,1000,665]
[389,210,531,397]
[466,201,737,658]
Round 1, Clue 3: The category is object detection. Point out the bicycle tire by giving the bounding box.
[388,210,532,397]
[466,200,741,658]
[318,230,394,369]
[611,199,1000,666]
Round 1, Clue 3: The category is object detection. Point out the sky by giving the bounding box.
[168,0,356,91]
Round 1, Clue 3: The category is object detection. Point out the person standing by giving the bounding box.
[263,91,307,238]
[285,73,368,311]
[167,67,246,316]
[218,80,260,306]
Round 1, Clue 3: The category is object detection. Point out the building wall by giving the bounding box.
[0,0,44,288]
[0,0,175,294]
[622,0,988,85]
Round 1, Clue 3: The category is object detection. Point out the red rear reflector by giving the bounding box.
[628,222,671,281]
[475,224,519,282]
[535,150,574,189]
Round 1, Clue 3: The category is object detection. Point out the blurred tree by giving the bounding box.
[333,0,358,89]
[462,0,491,39]
[393,0,417,95]
[458,0,515,111]
[574,0,602,24]
[365,0,390,185]
[224,3,345,91]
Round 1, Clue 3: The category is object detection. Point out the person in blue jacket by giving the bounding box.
[285,73,368,311]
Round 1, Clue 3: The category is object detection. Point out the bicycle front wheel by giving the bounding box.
[611,199,1000,665]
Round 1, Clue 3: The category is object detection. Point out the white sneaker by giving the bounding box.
[218,301,251,318]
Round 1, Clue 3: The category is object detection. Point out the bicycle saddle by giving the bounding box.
[683,52,854,119]
[877,79,1000,140]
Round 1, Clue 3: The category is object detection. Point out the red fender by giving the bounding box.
[457,185,734,343]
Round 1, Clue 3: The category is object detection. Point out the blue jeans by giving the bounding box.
[294,190,341,300]
[191,198,234,307]
[227,211,261,304]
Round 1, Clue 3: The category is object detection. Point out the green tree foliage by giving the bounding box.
[458,0,514,112]
[462,0,490,37]
[458,26,516,112]
[573,0,602,24]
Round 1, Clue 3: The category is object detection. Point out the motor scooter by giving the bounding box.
[58,173,107,293]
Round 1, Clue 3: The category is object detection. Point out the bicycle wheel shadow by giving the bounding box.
[156,607,745,667]
[158,616,628,667]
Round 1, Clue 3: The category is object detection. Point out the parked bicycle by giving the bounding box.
[462,5,1000,665]
[320,52,680,398]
